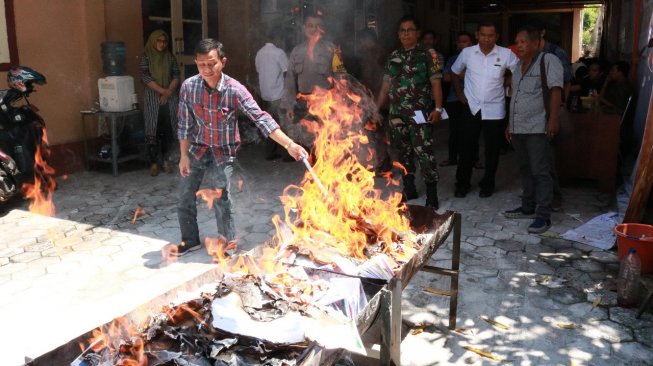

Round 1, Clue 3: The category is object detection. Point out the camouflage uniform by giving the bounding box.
[384,46,443,183]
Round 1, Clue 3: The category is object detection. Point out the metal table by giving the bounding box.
[80,109,142,176]
[28,207,461,366]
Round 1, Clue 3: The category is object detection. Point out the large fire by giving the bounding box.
[21,129,56,216]
[276,78,415,262]
[83,70,422,366]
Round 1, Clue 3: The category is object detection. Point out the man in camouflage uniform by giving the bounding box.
[376,15,444,209]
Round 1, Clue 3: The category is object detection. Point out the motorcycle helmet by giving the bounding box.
[7,66,46,93]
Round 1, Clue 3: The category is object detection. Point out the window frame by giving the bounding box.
[0,0,18,71]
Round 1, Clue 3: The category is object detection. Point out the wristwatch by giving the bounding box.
[434,107,443,113]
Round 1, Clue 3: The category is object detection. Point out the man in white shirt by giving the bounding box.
[450,21,518,198]
[255,29,289,160]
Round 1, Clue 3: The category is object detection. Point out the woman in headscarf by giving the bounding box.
[140,29,180,176]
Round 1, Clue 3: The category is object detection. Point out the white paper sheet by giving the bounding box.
[561,212,620,250]
[413,110,427,124]
[211,292,367,355]
[413,109,449,123]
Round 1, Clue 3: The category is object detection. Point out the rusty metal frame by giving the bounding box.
[379,277,402,365]
[349,211,461,365]
[30,207,459,366]
[419,212,461,330]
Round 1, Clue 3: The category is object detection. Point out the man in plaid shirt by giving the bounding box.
[176,39,307,255]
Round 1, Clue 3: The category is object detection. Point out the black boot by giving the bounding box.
[425,182,439,210]
[402,174,418,201]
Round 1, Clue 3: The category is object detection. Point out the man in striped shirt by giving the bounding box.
[176,39,307,255]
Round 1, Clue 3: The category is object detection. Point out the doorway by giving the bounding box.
[142,0,208,79]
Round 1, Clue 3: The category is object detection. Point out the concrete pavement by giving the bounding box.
[1,123,651,366]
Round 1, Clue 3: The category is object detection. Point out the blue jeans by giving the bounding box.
[177,154,235,246]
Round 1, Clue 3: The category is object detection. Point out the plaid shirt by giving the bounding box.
[178,73,279,165]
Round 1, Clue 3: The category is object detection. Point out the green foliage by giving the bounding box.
[582,6,600,46]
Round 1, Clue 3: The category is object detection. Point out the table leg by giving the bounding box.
[419,213,461,329]
[449,213,461,330]
[111,116,118,176]
[80,115,89,170]
[380,277,402,366]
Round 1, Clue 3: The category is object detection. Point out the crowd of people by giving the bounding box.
[138,12,635,253]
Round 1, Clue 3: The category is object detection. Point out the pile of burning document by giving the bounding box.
[73,252,374,366]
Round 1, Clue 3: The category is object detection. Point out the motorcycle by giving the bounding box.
[0,66,47,202]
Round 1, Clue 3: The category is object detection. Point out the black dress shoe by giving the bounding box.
[479,189,493,198]
[454,188,468,198]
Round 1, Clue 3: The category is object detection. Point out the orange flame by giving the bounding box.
[278,78,416,261]
[80,317,138,354]
[205,236,237,264]
[161,244,179,266]
[306,25,324,61]
[196,188,223,210]
[131,207,148,224]
[22,137,56,216]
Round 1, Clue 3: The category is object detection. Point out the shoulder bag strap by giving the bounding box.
[540,53,551,119]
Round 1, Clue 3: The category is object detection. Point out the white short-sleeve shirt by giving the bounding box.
[255,43,289,102]
[451,44,518,120]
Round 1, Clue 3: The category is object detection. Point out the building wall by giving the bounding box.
[105,0,144,100]
[1,1,105,146]
[218,0,257,88]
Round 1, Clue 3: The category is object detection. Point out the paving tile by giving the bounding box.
[472,246,507,259]
[484,229,513,241]
[609,306,653,329]
[581,320,634,343]
[466,236,495,247]
[633,327,653,347]
[24,242,54,252]
[0,247,25,258]
[587,290,618,307]
[571,258,605,273]
[549,286,586,304]
[465,265,499,278]
[513,233,541,245]
[565,302,609,322]
[1,141,649,365]
[563,337,613,365]
[91,245,122,257]
[4,235,38,248]
[11,265,47,280]
[571,241,600,253]
[71,241,103,252]
[538,252,574,268]
[587,250,620,264]
[611,341,653,364]
[10,251,42,263]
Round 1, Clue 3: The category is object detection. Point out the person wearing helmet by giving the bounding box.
[140,30,180,176]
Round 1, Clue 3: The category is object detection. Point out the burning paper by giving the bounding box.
[75,257,367,366]
[275,78,419,273]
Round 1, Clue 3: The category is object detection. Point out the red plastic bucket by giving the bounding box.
[613,223,653,274]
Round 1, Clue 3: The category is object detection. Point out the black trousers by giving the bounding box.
[455,108,505,191]
[444,100,464,162]
[148,105,173,164]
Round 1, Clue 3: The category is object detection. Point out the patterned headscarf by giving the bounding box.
[144,30,174,88]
